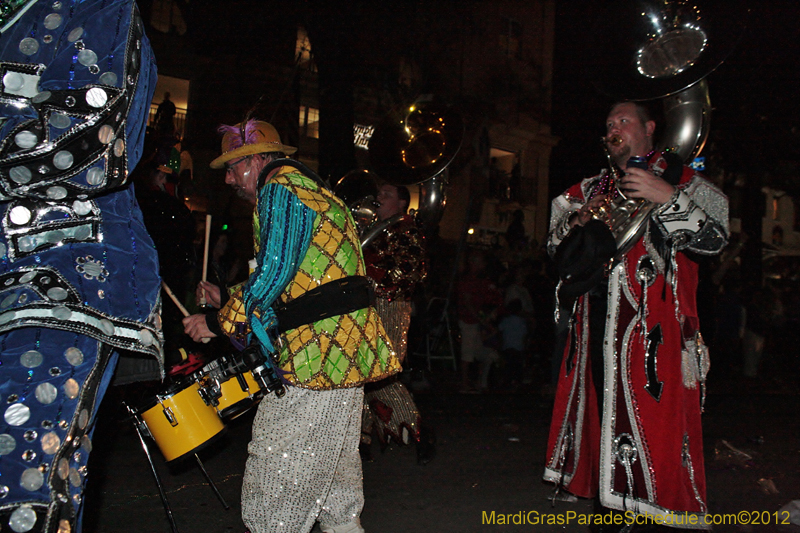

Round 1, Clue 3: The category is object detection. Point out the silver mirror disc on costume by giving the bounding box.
[67,27,83,42]
[35,383,57,405]
[53,151,74,170]
[19,468,44,491]
[41,432,60,455]
[9,167,31,184]
[9,504,37,532]
[14,131,37,149]
[20,350,43,368]
[9,206,31,225]
[49,113,71,129]
[19,38,39,56]
[63,379,79,400]
[3,72,24,91]
[43,13,62,29]
[0,434,16,455]
[85,87,107,108]
[4,403,30,426]
[64,347,83,366]
[99,72,117,86]
[86,167,104,186]
[77,49,97,67]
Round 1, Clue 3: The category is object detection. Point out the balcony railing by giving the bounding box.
[148,105,186,139]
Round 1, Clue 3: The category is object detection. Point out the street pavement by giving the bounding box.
[82,369,800,533]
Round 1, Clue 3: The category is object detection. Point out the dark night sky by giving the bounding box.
[548,1,800,197]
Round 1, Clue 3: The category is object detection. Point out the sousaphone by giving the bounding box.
[587,0,744,255]
[335,97,463,247]
[365,96,464,244]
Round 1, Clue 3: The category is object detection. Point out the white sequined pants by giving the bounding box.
[242,386,365,533]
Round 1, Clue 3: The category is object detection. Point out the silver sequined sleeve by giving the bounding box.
[653,174,729,255]
[547,176,598,257]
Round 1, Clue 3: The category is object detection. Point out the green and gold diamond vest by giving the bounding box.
[235,166,400,390]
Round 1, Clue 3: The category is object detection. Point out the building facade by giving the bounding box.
[145,0,557,247]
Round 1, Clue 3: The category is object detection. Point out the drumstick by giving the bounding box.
[199,213,212,306]
[162,281,210,344]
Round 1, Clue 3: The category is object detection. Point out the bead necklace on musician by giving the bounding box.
[545,101,729,527]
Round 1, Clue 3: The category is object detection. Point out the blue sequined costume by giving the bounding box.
[0,1,161,531]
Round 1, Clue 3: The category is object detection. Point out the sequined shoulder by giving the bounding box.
[270,167,341,214]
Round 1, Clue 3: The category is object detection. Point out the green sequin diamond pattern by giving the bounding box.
[292,347,322,382]
[306,252,331,281]
[334,240,358,274]
[357,339,376,377]
[323,345,350,384]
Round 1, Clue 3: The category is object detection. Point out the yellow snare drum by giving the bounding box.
[215,371,264,419]
[138,382,226,462]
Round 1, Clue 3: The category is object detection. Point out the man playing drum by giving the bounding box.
[183,119,399,533]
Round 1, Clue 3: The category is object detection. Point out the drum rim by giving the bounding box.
[137,380,201,412]
[218,397,261,420]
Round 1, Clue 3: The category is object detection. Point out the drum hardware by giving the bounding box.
[237,343,286,398]
[125,402,181,533]
[124,401,230,533]
[193,355,266,420]
[195,373,223,408]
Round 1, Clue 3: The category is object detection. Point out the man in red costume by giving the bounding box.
[361,184,434,463]
[544,102,729,528]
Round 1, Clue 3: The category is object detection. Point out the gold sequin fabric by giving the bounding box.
[218,283,247,340]
[362,379,421,445]
[375,297,412,362]
[255,169,399,389]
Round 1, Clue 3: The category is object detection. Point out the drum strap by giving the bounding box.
[273,276,375,334]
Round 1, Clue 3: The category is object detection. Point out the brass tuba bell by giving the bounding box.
[355,96,463,246]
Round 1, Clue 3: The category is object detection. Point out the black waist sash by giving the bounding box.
[273,276,375,334]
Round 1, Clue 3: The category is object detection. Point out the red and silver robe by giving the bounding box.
[544,154,729,527]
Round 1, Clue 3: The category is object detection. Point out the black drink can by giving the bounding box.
[626,156,649,170]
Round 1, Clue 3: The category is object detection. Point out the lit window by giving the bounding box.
[299,106,320,139]
[296,26,316,71]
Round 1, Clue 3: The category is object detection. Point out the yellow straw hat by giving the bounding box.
[209,120,297,169]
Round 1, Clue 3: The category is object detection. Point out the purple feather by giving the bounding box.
[218,119,260,150]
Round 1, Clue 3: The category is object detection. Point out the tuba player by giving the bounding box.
[544,101,729,528]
